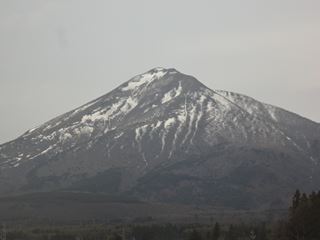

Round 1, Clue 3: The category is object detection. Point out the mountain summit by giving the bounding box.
[0,68,319,209]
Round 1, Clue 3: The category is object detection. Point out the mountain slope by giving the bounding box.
[0,67,319,209]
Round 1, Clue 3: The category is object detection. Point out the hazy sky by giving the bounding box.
[0,0,320,144]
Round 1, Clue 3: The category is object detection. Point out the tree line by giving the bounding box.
[2,190,320,240]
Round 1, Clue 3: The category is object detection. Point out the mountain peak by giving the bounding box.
[120,67,202,94]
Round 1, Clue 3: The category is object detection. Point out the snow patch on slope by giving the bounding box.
[122,68,167,91]
[162,81,183,104]
[81,97,137,124]
[164,118,176,129]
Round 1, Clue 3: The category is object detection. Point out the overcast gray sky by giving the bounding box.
[0,0,320,144]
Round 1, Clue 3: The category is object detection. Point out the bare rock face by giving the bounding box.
[0,67,319,209]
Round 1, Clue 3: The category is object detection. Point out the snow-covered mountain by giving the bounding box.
[0,67,319,209]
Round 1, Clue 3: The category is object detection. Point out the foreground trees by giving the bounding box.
[285,190,320,240]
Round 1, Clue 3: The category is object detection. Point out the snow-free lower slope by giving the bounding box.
[0,68,319,209]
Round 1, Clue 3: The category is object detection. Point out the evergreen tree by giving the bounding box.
[189,229,202,240]
[211,222,220,240]
[225,225,236,240]
[255,223,268,240]
[291,189,301,212]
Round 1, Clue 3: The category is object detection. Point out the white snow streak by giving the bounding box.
[169,111,186,158]
[135,125,149,167]
[266,105,278,121]
[181,103,197,146]
[190,95,206,145]
[159,118,176,153]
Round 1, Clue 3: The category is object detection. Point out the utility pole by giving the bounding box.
[122,227,127,240]
[0,223,6,240]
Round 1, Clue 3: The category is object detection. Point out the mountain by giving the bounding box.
[0,67,319,210]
